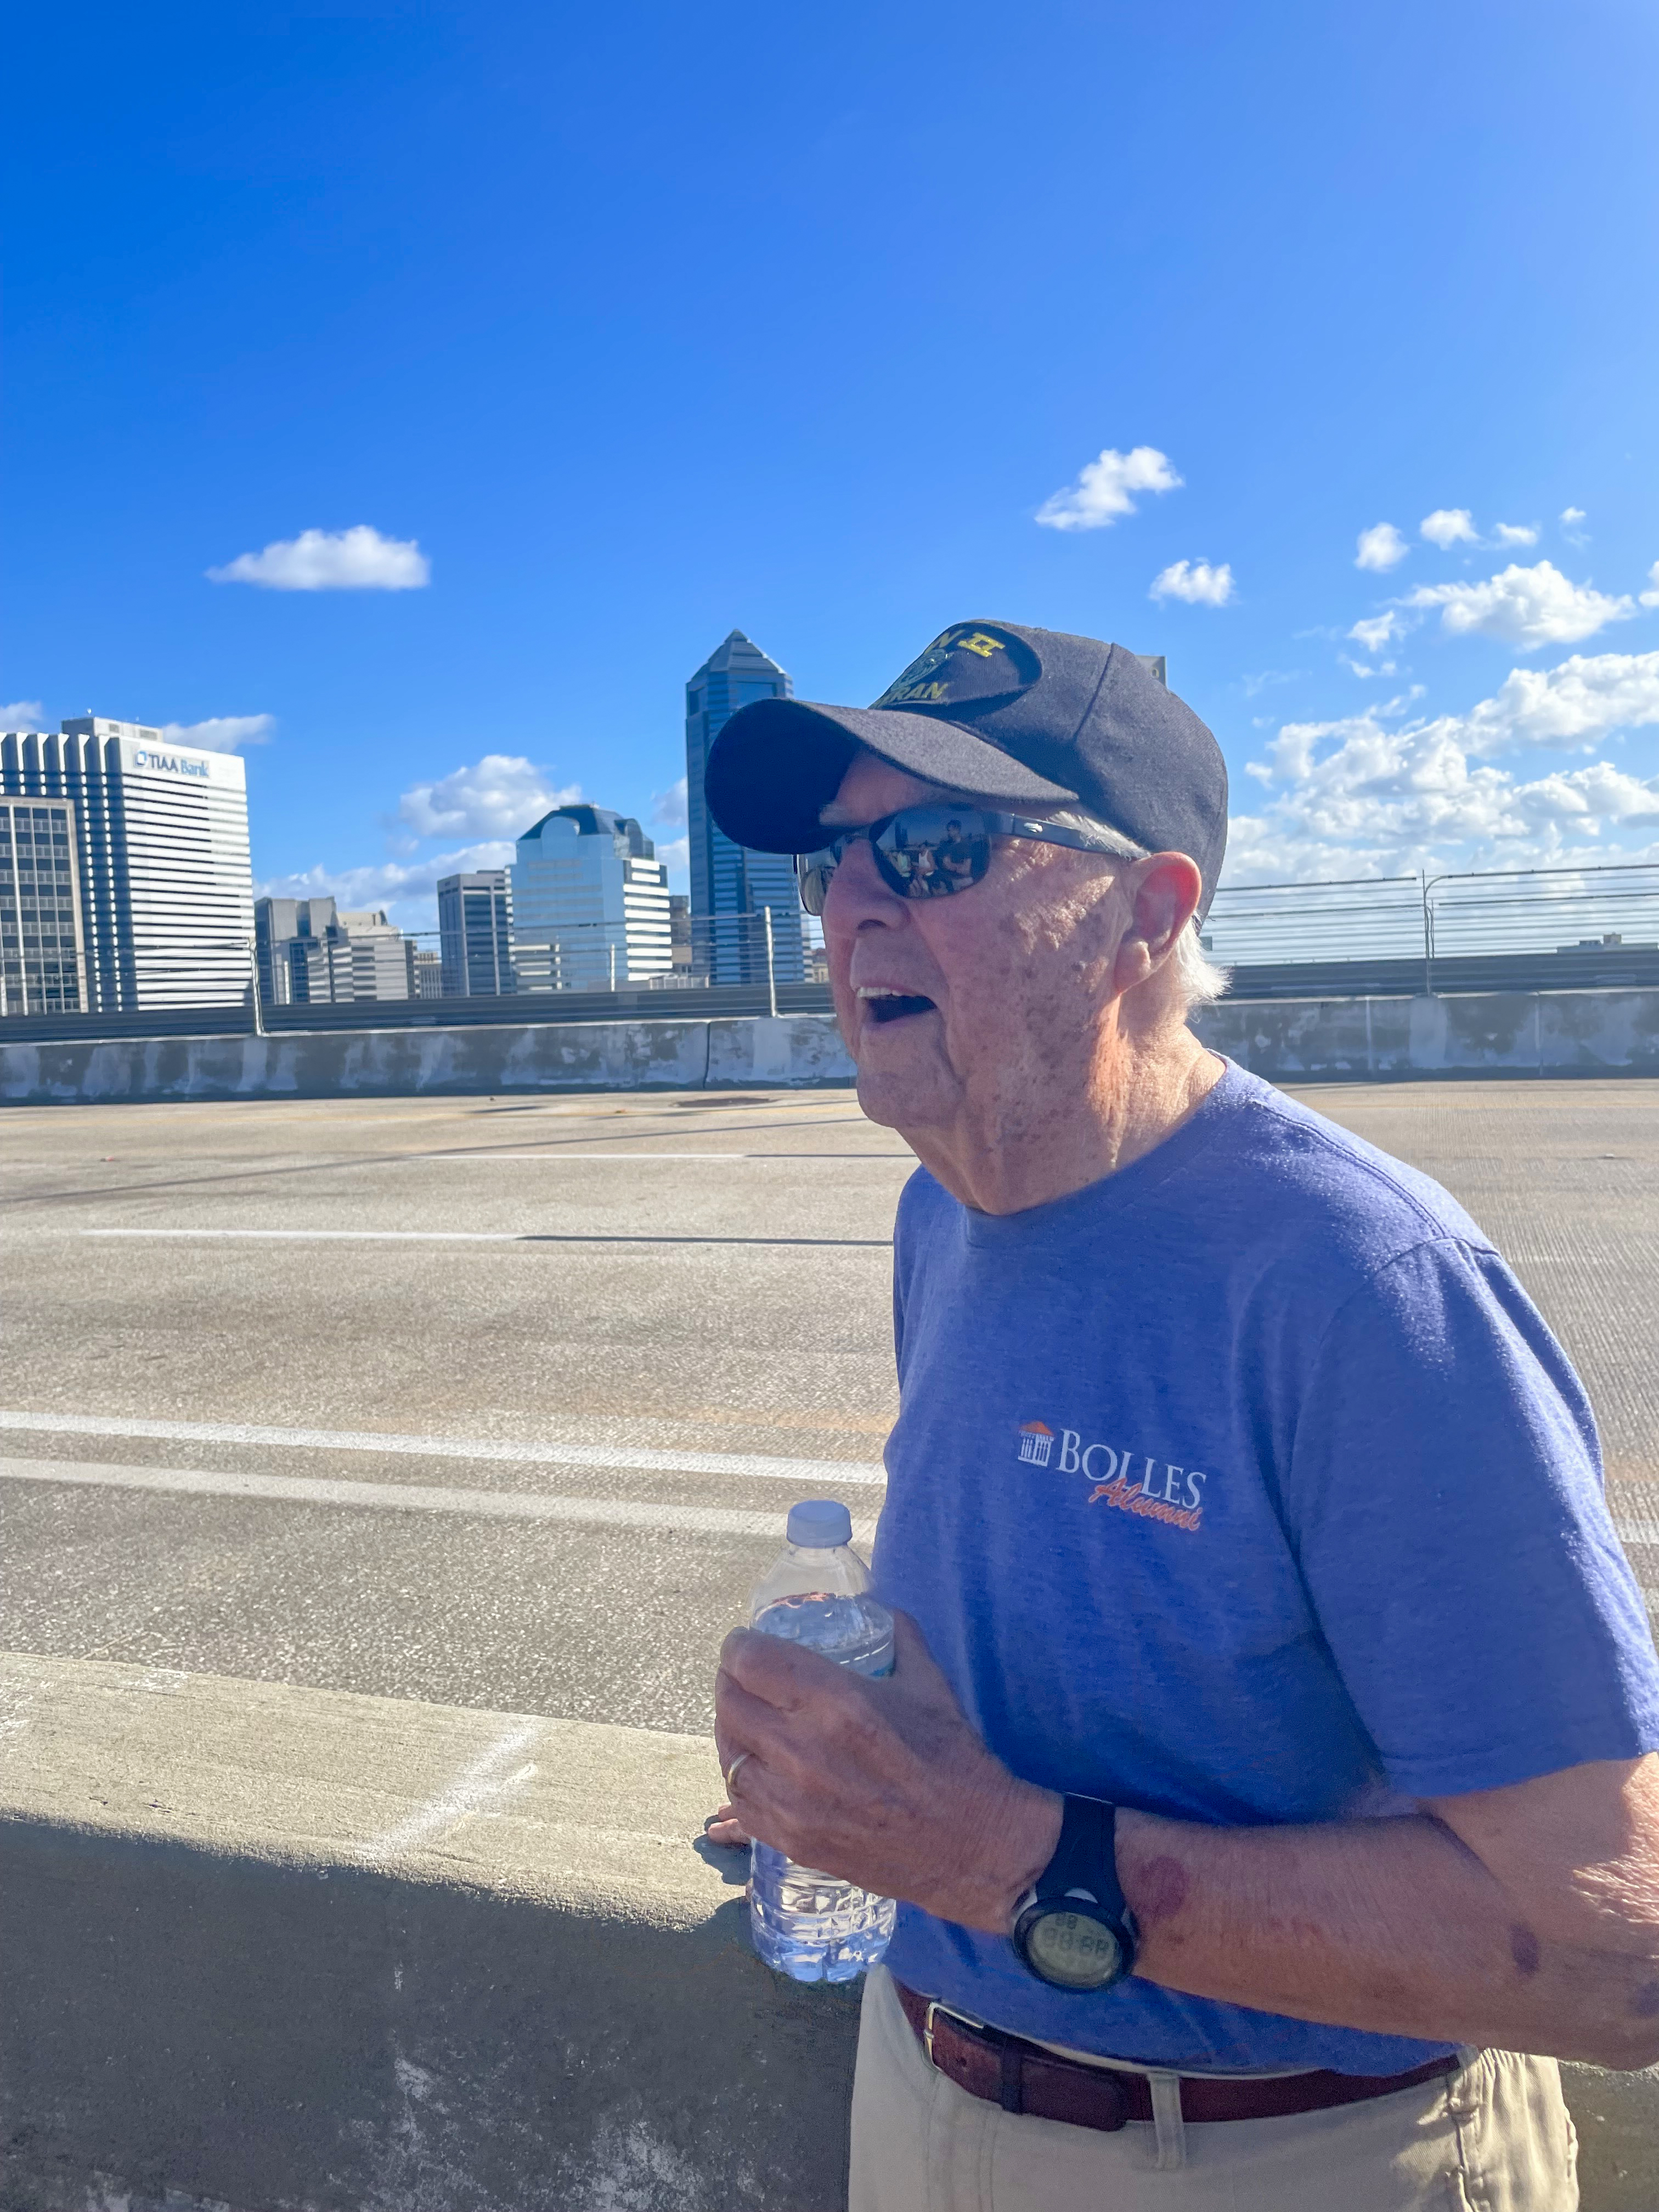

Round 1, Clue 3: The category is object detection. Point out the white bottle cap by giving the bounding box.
[786,1499,853,1548]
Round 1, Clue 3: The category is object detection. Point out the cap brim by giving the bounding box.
[704,698,1079,854]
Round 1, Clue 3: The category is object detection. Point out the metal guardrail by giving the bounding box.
[0,982,837,1045]
[5,867,1658,1045]
[1205,861,1659,994]
[1220,947,1659,1001]
[8,950,1659,1047]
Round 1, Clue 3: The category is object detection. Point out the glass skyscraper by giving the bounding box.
[684,631,806,986]
[509,805,672,991]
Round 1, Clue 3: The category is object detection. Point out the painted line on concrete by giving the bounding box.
[0,1455,881,1541]
[82,1226,894,1248]
[0,1409,888,1486]
[1611,1485,1659,1549]
[359,1720,546,1860]
[402,1151,913,1161]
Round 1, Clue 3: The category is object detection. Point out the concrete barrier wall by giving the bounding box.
[0,1651,858,2212]
[0,1015,851,1105]
[2,991,1657,1106]
[1194,988,1659,1079]
[3,1651,1655,2212]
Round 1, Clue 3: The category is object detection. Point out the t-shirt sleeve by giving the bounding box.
[1288,1237,1659,1798]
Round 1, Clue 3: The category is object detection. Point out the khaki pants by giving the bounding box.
[850,1967,1578,2212]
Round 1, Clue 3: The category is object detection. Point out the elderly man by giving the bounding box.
[703,620,1659,2211]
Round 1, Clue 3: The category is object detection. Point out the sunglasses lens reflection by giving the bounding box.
[874,809,989,901]
[797,810,993,914]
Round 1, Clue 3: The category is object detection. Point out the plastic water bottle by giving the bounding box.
[745,1499,898,1982]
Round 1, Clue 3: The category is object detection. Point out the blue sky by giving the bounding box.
[5,1,1657,933]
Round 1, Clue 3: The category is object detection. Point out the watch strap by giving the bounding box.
[1036,1795,1127,1918]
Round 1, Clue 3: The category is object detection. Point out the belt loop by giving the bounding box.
[999,2040,1025,2115]
[1148,2072,1188,2170]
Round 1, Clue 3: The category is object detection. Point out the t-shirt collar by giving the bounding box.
[960,1057,1251,1247]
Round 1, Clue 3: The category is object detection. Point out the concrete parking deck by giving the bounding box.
[2,1079,1656,2207]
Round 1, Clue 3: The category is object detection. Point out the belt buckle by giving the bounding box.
[923,1997,984,2066]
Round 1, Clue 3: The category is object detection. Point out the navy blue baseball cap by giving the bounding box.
[703,619,1229,920]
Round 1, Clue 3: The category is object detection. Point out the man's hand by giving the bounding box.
[712,1610,1062,1933]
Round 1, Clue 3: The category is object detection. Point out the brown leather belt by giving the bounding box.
[894,1980,1459,2132]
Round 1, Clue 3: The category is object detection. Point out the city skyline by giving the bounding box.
[4,5,1658,940]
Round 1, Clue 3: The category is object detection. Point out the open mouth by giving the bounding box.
[857,986,937,1026]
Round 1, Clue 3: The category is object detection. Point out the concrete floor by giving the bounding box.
[2,1079,1655,1733]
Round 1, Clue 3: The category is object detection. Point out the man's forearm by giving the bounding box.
[1113,1804,1659,2068]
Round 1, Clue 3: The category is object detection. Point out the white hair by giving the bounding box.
[1042,806,1231,1013]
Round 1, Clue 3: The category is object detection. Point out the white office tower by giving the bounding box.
[330,910,417,1000]
[510,805,672,990]
[437,869,515,996]
[255,896,417,1004]
[1,719,254,1013]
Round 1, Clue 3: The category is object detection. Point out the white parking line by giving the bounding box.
[0,1409,888,1486]
[82,1227,893,1248]
[0,1455,879,1542]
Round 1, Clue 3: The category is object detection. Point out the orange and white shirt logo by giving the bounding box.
[1016,1418,1209,1534]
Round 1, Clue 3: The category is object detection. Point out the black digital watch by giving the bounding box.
[1010,1795,1137,1992]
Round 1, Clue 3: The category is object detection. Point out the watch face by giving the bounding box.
[1025,1910,1124,1990]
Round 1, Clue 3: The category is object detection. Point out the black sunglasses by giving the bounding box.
[796,805,1106,917]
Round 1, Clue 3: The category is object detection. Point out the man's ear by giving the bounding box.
[1113,854,1203,994]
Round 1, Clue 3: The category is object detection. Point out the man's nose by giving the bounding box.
[822,837,910,929]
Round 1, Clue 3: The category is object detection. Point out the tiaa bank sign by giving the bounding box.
[132,747,210,779]
[117,736,241,787]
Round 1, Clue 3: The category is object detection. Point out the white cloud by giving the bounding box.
[1561,507,1587,524]
[1150,558,1234,606]
[1560,506,1589,548]
[1491,522,1539,547]
[161,713,275,753]
[1347,613,1404,656]
[1421,508,1478,549]
[654,836,690,876]
[1401,560,1634,648]
[397,754,580,840]
[1355,523,1408,573]
[1036,445,1181,531]
[1456,651,1659,753]
[1640,561,1659,611]
[1245,707,1659,860]
[258,841,516,914]
[651,776,688,830]
[1234,649,1659,877]
[208,524,430,591]
[0,699,46,731]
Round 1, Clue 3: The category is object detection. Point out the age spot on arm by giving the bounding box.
[1134,1854,1190,1925]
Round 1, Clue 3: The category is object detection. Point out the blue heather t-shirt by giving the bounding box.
[874,1061,1659,2075]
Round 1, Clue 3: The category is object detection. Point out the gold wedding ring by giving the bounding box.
[724,1750,754,1795]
